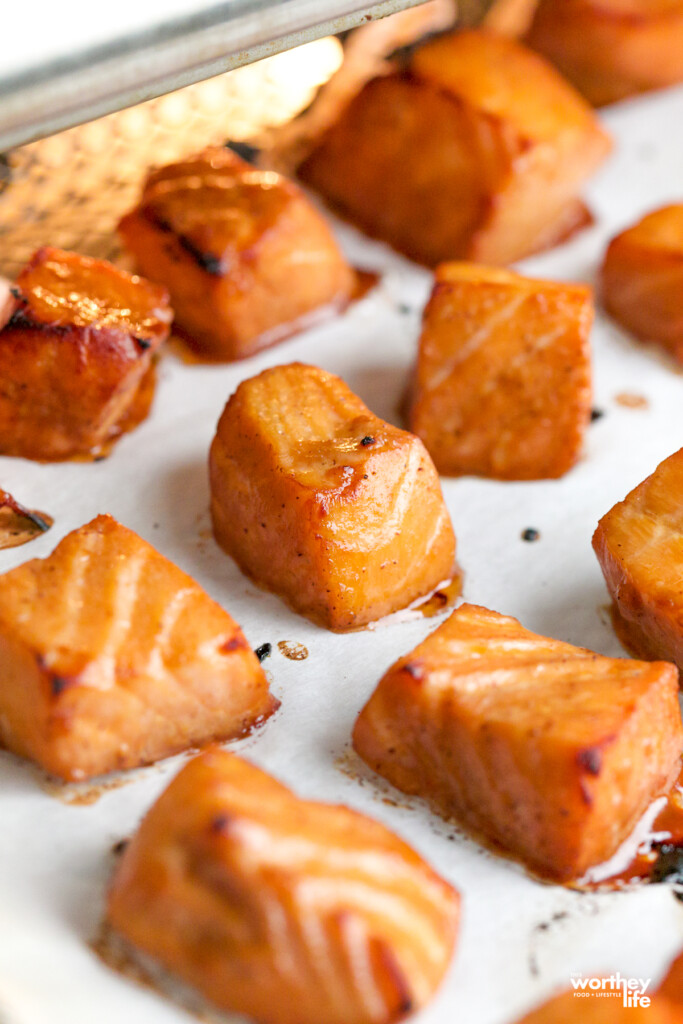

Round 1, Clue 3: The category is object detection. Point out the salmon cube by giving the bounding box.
[0,515,277,781]
[209,363,458,631]
[299,30,611,266]
[119,147,354,361]
[513,988,677,1023]
[408,263,593,479]
[107,748,460,1024]
[353,603,682,882]
[526,0,683,107]
[0,247,171,461]
[593,447,683,671]
[601,205,683,364]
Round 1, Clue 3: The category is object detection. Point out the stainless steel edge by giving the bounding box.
[0,0,431,152]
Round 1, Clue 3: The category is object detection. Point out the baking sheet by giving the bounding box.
[1,83,683,1024]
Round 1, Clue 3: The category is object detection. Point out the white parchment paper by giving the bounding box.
[1,83,683,1024]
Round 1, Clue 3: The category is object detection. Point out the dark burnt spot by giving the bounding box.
[591,408,605,423]
[178,238,224,275]
[521,528,540,542]
[147,211,225,275]
[51,675,71,697]
[225,140,261,164]
[134,336,152,351]
[577,747,602,776]
[221,634,247,653]
[360,436,376,447]
[5,301,71,335]
[209,814,232,834]
[9,286,21,300]
[112,838,129,856]
[255,642,272,663]
[403,662,424,680]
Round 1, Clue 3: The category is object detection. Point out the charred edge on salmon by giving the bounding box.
[4,301,73,336]
[577,748,603,775]
[145,211,225,276]
[225,140,261,164]
[209,814,233,834]
[51,675,71,696]
[221,635,248,653]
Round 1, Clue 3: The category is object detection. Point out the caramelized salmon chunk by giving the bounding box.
[108,748,460,1024]
[526,0,683,107]
[408,263,593,479]
[209,363,458,631]
[601,205,683,364]
[0,515,277,781]
[593,447,683,671]
[119,147,354,361]
[353,603,682,882]
[0,247,171,460]
[299,30,611,266]
[512,988,677,1023]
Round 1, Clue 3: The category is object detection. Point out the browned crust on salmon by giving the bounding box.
[353,602,682,881]
[408,262,593,479]
[118,147,353,361]
[0,515,277,780]
[299,31,611,266]
[0,247,172,460]
[526,0,683,107]
[209,362,458,631]
[107,748,460,1024]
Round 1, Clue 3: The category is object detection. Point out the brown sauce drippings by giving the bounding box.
[578,762,683,891]
[277,640,309,661]
[615,391,649,410]
[41,774,131,806]
[351,268,380,301]
[364,572,463,632]
[415,577,463,619]
[0,490,52,549]
[92,922,223,1023]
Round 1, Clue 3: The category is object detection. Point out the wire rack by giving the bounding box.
[0,36,343,279]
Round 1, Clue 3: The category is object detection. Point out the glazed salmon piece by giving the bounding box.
[512,988,677,1023]
[601,205,683,364]
[209,363,458,631]
[107,748,460,1024]
[0,246,171,461]
[408,263,593,479]
[0,515,277,781]
[119,147,354,361]
[526,0,683,107]
[593,447,683,671]
[299,30,611,266]
[353,603,682,882]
